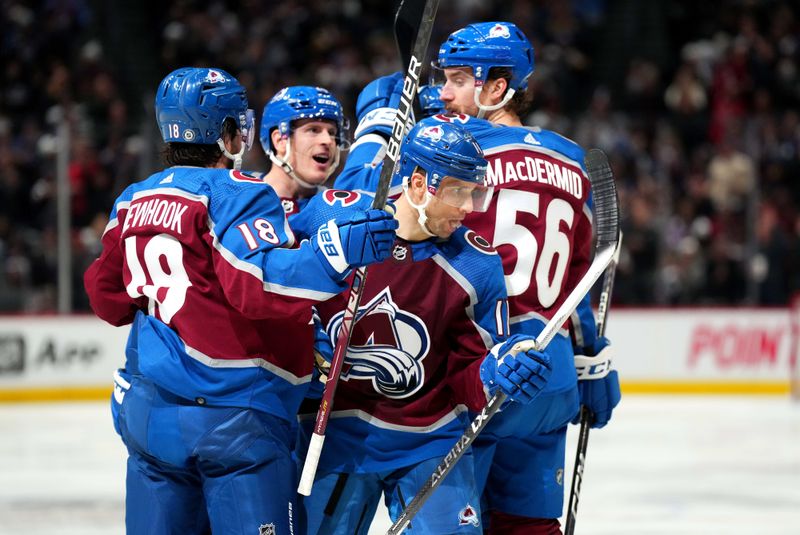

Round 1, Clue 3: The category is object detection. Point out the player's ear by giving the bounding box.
[485,77,508,103]
[271,129,287,157]
[409,170,428,203]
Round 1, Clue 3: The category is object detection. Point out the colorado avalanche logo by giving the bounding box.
[271,87,289,102]
[327,288,429,398]
[205,69,227,83]
[419,126,443,142]
[458,504,480,527]
[488,23,511,39]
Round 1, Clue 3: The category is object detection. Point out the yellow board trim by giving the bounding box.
[0,381,792,402]
[622,381,790,395]
[0,387,112,403]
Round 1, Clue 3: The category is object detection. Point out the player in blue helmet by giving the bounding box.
[259,86,349,206]
[85,67,398,535]
[433,23,622,535]
[155,67,256,169]
[433,21,535,119]
[292,118,554,534]
[394,118,493,237]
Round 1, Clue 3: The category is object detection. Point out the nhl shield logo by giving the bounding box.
[258,523,276,535]
[392,244,408,261]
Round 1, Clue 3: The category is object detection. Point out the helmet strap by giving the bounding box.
[474,86,516,119]
[402,180,436,238]
[217,138,245,170]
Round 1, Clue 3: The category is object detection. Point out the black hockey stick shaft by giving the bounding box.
[387,149,620,534]
[564,151,622,535]
[394,0,427,119]
[298,0,439,496]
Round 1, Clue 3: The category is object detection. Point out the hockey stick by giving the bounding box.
[387,149,620,534]
[564,230,622,535]
[298,0,440,497]
[394,0,426,119]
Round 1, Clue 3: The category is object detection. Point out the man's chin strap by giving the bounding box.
[474,86,516,119]
[402,181,436,238]
[269,137,339,191]
[217,138,245,170]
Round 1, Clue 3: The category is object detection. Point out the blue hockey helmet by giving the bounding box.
[155,67,254,148]
[259,86,349,154]
[434,22,534,91]
[418,84,445,117]
[395,117,491,212]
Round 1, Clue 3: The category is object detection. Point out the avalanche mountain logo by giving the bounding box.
[205,69,227,83]
[326,287,430,398]
[458,504,480,526]
[488,24,510,39]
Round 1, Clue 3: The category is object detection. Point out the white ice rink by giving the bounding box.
[0,395,798,535]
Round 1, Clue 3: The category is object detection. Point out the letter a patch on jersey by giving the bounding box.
[326,288,430,399]
[458,504,480,527]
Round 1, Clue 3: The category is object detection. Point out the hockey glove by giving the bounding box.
[480,334,552,404]
[313,208,398,280]
[418,84,445,117]
[354,72,415,139]
[572,336,621,429]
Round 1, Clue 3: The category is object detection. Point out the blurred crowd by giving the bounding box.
[0,0,798,312]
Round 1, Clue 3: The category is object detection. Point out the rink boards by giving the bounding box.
[0,308,796,401]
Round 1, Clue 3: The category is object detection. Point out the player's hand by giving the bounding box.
[480,334,552,404]
[313,208,398,279]
[573,336,621,428]
[354,72,414,139]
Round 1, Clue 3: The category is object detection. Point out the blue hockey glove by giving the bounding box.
[418,84,445,117]
[313,208,398,280]
[354,72,414,139]
[573,336,621,429]
[480,334,552,404]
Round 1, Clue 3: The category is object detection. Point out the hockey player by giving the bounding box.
[259,85,349,217]
[336,22,621,534]
[432,22,621,534]
[293,118,554,534]
[83,67,397,535]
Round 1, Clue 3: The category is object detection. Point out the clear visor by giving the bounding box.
[434,176,493,213]
[241,109,256,151]
[429,63,475,87]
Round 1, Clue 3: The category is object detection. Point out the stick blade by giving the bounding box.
[585,149,620,251]
[394,0,427,69]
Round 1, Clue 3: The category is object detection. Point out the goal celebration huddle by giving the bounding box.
[85,4,621,534]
